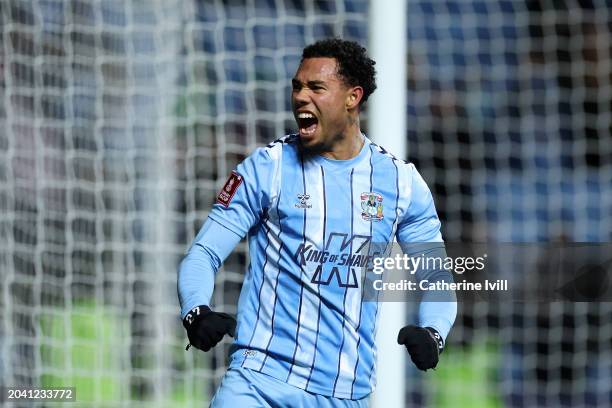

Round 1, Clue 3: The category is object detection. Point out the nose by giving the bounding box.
[292,87,310,107]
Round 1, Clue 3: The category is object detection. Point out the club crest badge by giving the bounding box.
[361,192,384,222]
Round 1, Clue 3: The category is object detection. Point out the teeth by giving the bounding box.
[297,112,315,119]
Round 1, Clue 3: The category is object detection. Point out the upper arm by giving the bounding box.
[396,163,443,243]
[208,147,278,238]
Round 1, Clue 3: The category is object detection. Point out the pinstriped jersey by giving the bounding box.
[207,134,446,399]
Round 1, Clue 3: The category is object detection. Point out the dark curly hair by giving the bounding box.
[301,38,377,105]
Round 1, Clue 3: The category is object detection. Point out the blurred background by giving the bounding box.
[1,0,611,406]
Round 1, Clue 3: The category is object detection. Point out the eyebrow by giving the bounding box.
[291,79,327,87]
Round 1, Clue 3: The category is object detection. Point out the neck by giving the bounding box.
[320,119,364,161]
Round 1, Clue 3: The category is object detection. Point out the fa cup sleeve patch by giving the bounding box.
[216,171,243,207]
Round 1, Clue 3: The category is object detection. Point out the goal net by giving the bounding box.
[404,1,611,406]
[1,0,610,407]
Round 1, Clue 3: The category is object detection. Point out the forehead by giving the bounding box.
[294,57,339,82]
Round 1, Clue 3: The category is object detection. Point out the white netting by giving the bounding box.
[0,0,369,406]
[2,0,186,406]
[1,0,610,407]
[404,1,611,406]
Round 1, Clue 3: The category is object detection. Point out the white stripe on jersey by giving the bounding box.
[368,158,408,387]
[244,209,283,372]
[242,142,283,372]
[333,148,374,396]
[287,159,325,388]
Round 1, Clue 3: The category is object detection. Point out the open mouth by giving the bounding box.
[296,112,318,136]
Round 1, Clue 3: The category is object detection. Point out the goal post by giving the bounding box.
[368,1,408,407]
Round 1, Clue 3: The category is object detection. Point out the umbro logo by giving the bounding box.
[295,193,312,209]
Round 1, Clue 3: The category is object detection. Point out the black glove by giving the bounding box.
[397,325,444,371]
[183,305,236,352]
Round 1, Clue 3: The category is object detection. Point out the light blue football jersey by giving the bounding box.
[179,134,456,399]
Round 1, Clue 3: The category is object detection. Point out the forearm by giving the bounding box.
[400,243,457,340]
[418,298,456,341]
[417,246,456,340]
[178,218,241,318]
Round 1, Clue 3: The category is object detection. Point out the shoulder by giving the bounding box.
[265,133,299,149]
[236,134,300,188]
[368,141,408,164]
[242,134,299,167]
[367,140,415,175]
[367,141,431,194]
[264,134,300,158]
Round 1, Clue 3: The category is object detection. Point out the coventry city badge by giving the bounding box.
[360,192,384,221]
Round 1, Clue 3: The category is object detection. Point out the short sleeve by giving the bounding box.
[396,163,443,243]
[208,147,277,238]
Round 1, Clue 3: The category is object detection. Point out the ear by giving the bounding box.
[346,86,364,110]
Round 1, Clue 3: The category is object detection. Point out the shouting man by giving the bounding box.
[178,38,457,407]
